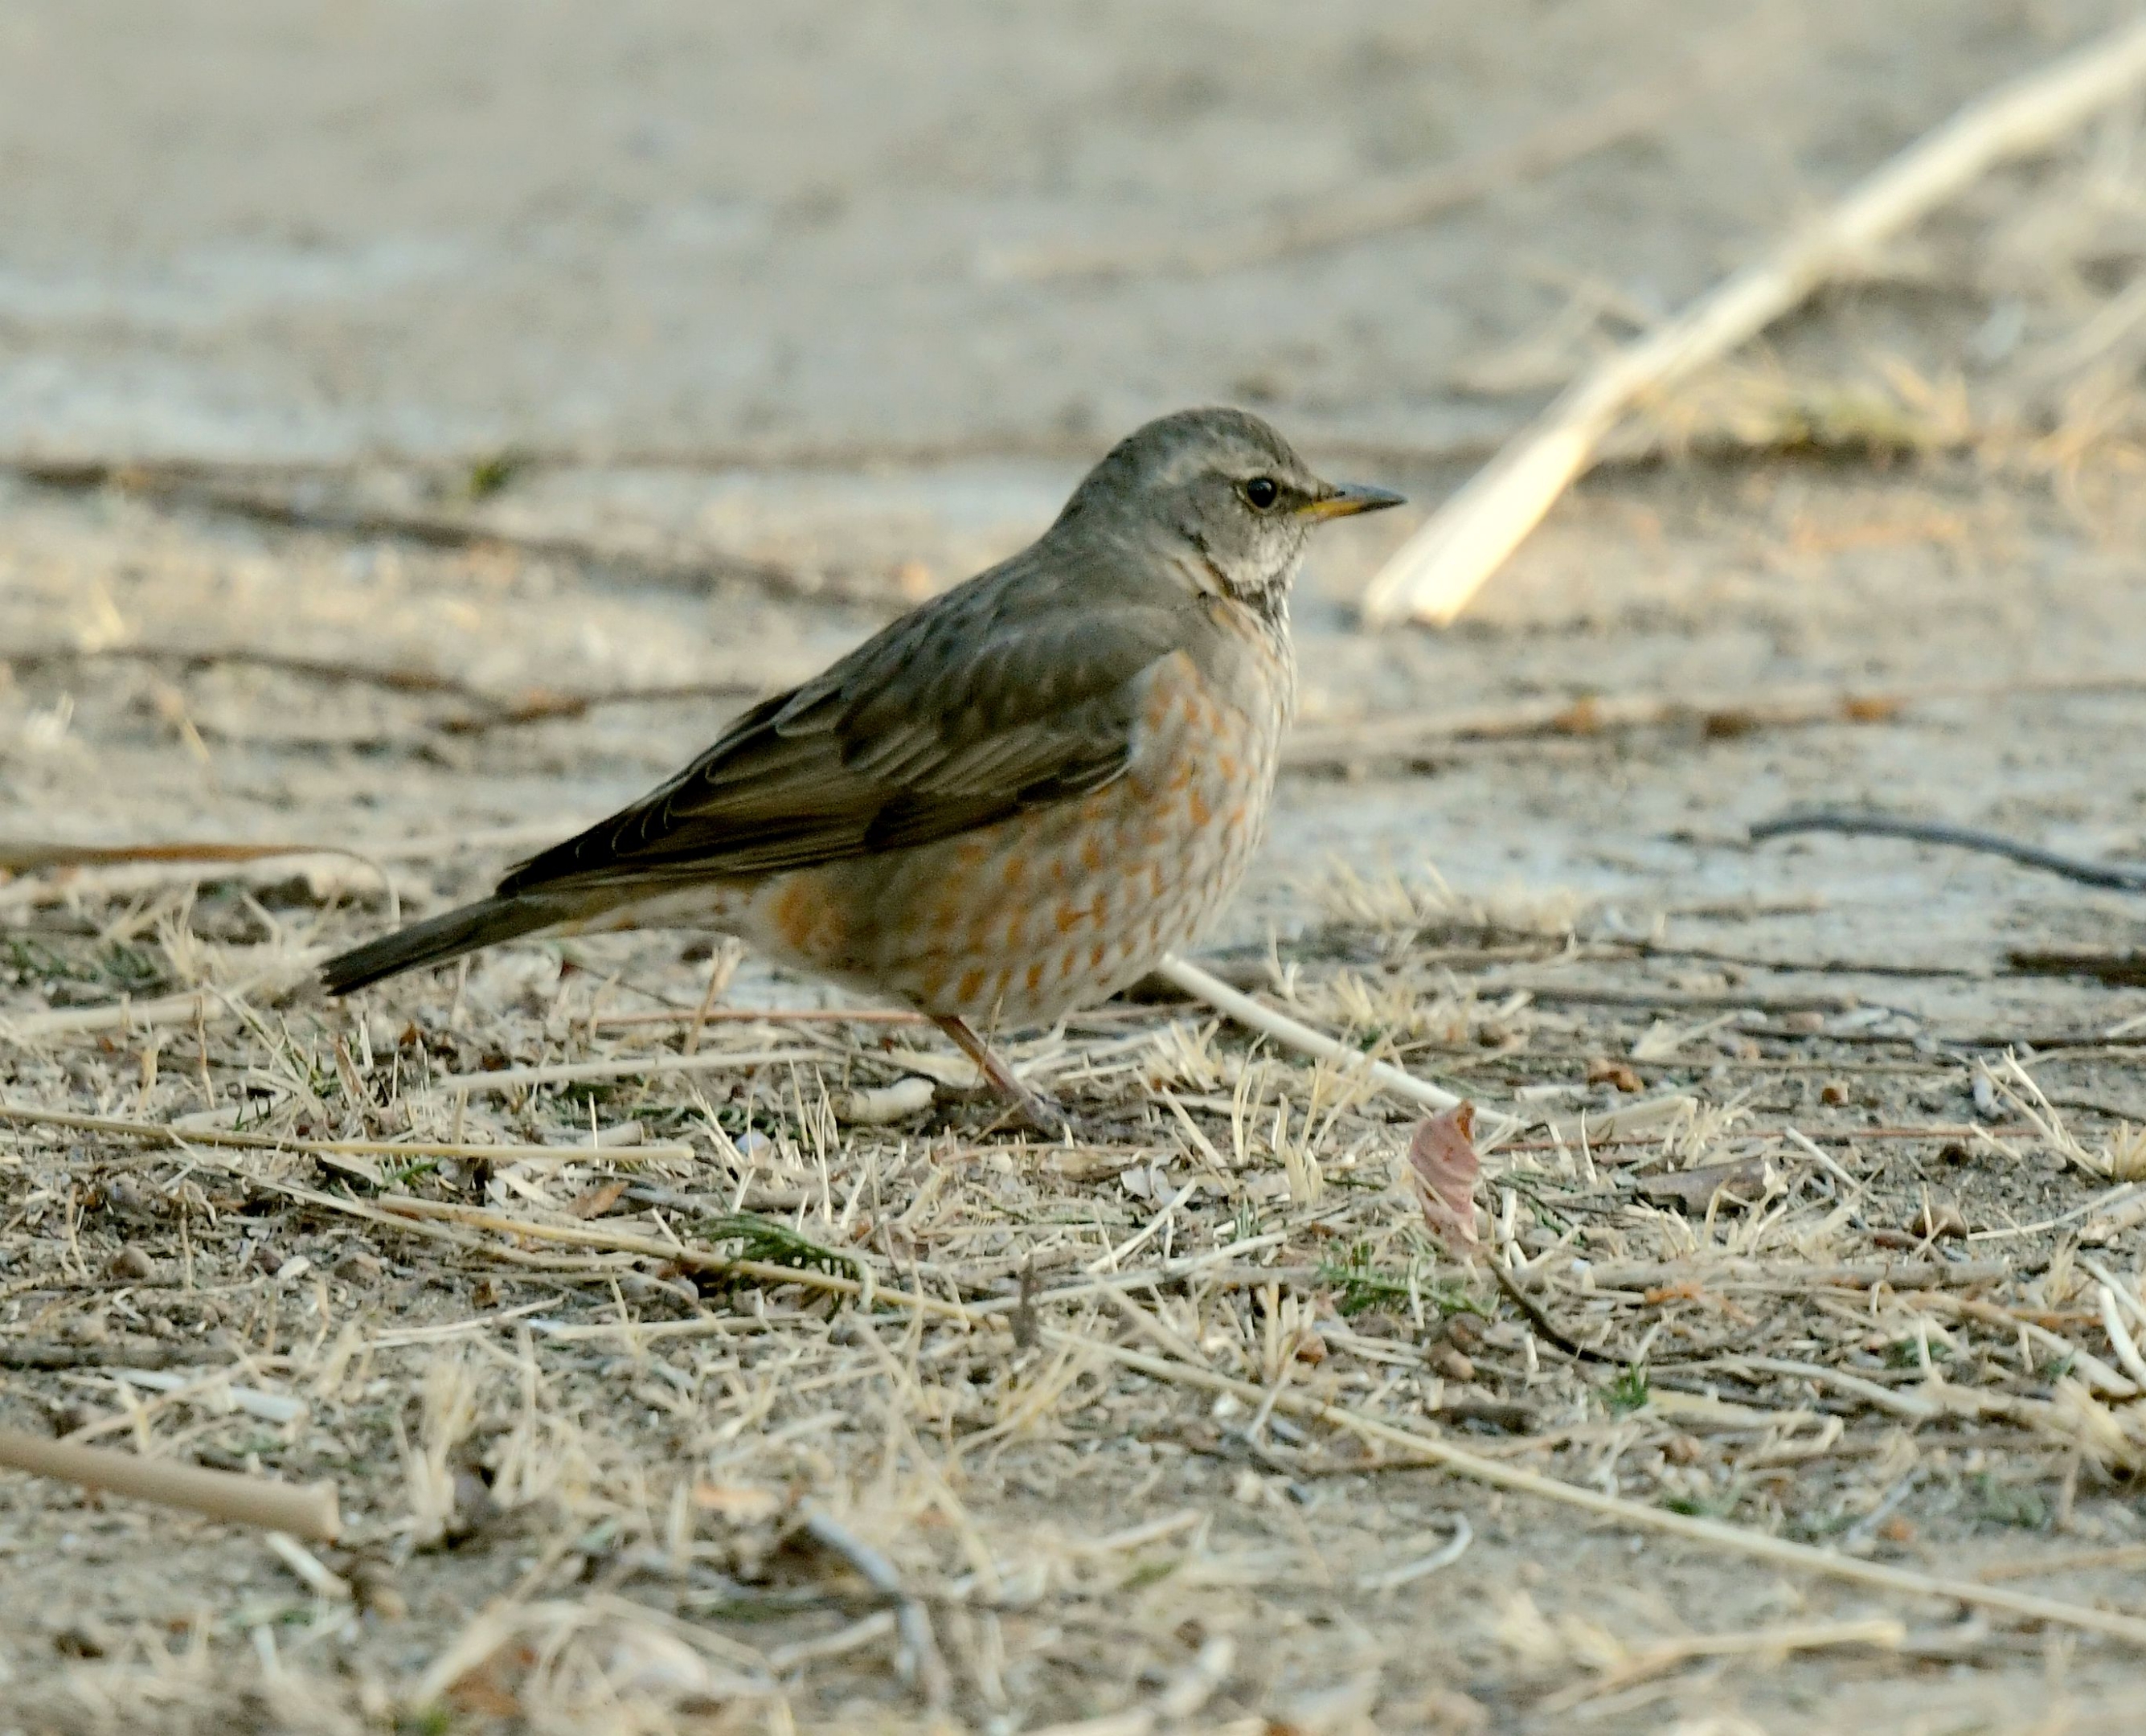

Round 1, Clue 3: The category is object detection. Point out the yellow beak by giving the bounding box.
[1298,482,1407,520]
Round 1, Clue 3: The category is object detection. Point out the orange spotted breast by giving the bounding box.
[737,603,1293,1029]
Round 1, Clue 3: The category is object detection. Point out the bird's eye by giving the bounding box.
[1241,476,1280,510]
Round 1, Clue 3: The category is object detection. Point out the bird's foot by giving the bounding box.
[930,1014,1136,1144]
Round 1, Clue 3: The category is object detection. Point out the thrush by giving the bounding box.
[321,407,1403,1129]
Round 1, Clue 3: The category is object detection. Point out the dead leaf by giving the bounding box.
[1044,1148,1124,1181]
[565,1179,630,1219]
[1550,697,1603,735]
[445,1648,531,1719]
[1636,1156,1771,1213]
[1642,1281,1705,1305]
[1908,1200,1968,1241]
[1428,1343,1475,1382]
[1407,1103,1481,1259]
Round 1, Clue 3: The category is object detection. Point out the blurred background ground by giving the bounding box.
[9,2,2146,1732]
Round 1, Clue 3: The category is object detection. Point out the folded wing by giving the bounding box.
[498,554,1184,896]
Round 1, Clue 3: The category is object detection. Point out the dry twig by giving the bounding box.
[1156,955,1517,1128]
[1752,809,2146,892]
[1361,14,2146,627]
[0,1427,339,1542]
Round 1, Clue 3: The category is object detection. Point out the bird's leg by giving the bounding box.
[932,1014,1069,1138]
[684,938,743,1056]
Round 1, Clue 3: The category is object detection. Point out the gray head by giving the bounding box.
[1050,407,1403,613]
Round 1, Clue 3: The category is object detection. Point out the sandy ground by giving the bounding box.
[0,0,2122,461]
[9,3,2146,1733]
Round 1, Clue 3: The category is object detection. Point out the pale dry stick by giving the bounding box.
[1719,1355,2054,1427]
[1155,954,1519,1130]
[2095,1285,2146,1390]
[105,1368,305,1427]
[258,1177,641,1273]
[1979,1541,2146,1582]
[0,964,317,1043]
[1022,1711,1154,1736]
[1104,1292,1210,1367]
[0,1427,338,1541]
[1055,1333,2146,1647]
[2080,1251,2146,1388]
[0,1102,694,1168]
[1784,1127,1867,1198]
[0,841,399,924]
[2078,1255,2146,1335]
[1084,1187,1190,1274]
[1536,1616,1906,1713]
[366,1300,555,1349]
[682,939,739,1058]
[985,30,1762,282]
[1356,1514,1473,1592]
[1361,13,2146,628]
[1537,1091,1696,1147]
[526,1314,769,1345]
[1970,1181,2146,1243]
[1151,1637,1236,1725]
[58,1367,285,1449]
[0,821,571,915]
[765,1611,899,1673]
[265,1532,352,1601]
[426,1046,822,1098]
[600,1007,926,1030]
[1063,1509,1207,1558]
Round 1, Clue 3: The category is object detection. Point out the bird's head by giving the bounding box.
[1053,406,1403,614]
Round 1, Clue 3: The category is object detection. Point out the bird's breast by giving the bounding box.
[740,644,1289,1027]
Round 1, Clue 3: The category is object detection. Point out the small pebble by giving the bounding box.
[1427,1344,1475,1382]
[335,1250,384,1284]
[346,1554,408,1620]
[1909,1201,1969,1240]
[106,1245,157,1283]
[1972,1071,2001,1120]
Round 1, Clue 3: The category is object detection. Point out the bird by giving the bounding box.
[321,407,1403,1130]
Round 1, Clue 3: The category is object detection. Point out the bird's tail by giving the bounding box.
[321,894,577,996]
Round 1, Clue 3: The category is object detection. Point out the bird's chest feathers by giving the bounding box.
[1125,632,1290,835]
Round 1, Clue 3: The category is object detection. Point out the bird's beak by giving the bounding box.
[1299,481,1406,520]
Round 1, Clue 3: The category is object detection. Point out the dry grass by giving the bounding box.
[6,837,2146,1731]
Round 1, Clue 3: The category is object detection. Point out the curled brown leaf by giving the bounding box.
[1408,1102,1482,1260]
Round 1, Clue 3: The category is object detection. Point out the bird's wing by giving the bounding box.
[497,560,1186,895]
